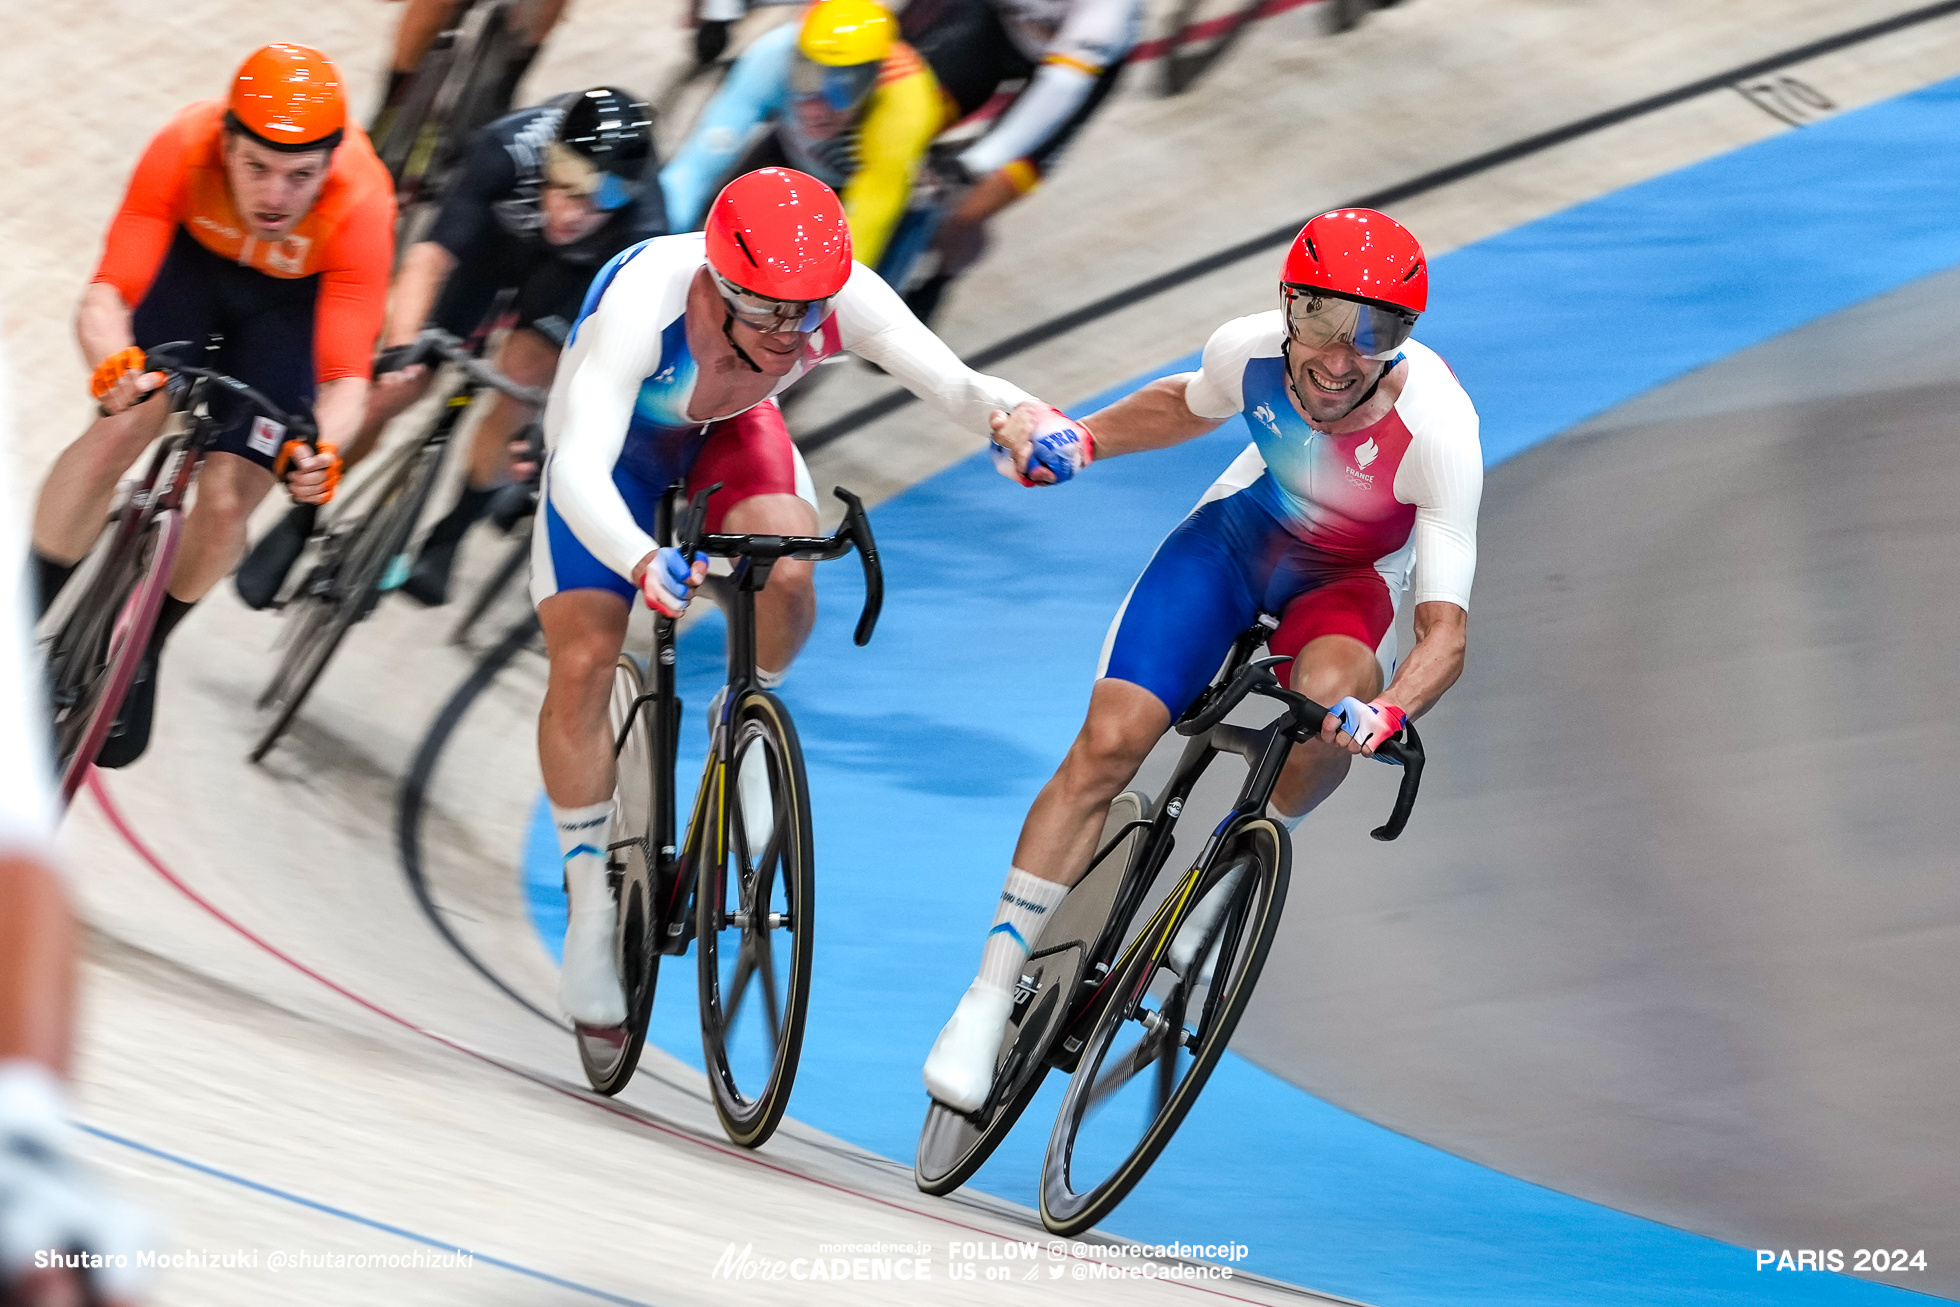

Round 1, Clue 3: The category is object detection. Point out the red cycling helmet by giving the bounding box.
[704,168,853,303]
[1281,209,1426,358]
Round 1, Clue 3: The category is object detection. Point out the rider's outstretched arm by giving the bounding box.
[1075,373,1218,458]
[832,263,1039,429]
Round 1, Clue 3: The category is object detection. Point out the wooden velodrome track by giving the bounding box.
[2,0,1957,1301]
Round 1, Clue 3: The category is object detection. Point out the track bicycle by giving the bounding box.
[578,482,882,1152]
[247,329,545,761]
[372,0,539,246]
[915,614,1426,1235]
[38,342,315,805]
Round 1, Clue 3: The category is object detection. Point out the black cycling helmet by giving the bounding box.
[558,86,654,179]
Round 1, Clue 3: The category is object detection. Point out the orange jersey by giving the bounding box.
[93,101,395,383]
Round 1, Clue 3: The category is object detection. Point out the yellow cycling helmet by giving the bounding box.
[798,0,895,67]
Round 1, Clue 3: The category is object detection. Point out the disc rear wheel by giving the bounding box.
[1039,818,1288,1235]
[916,790,1152,1194]
[697,690,814,1148]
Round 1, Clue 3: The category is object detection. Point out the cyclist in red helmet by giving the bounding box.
[923,208,1485,1112]
[533,167,1061,1027]
[26,43,392,769]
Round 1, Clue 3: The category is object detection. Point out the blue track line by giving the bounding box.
[80,1123,661,1306]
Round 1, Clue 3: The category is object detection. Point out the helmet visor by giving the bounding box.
[710,266,832,334]
[1282,285,1418,359]
[789,54,879,113]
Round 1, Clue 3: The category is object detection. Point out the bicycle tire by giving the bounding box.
[374,43,454,188]
[696,689,815,1148]
[50,510,182,803]
[248,437,446,761]
[915,790,1152,1195]
[577,655,664,1095]
[449,525,532,647]
[1038,817,1289,1236]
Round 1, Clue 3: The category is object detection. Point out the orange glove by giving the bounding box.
[275,440,342,504]
[89,346,158,402]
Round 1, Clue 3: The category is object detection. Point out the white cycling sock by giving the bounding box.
[975,868,1069,995]
[552,799,615,908]
[1266,802,1305,833]
[756,665,786,690]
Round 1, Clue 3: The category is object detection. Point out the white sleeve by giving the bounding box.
[543,261,671,581]
[1182,314,1273,421]
[1394,370,1483,611]
[960,0,1138,176]
[832,263,1036,433]
[0,354,58,857]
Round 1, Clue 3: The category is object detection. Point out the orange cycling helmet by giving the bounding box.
[228,44,347,152]
[704,168,853,303]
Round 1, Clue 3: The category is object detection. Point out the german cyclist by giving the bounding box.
[539,166,1053,1026]
[898,0,1141,314]
[240,86,666,608]
[27,44,389,768]
[922,209,1483,1110]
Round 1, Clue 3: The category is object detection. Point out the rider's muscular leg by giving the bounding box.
[468,327,554,489]
[1269,634,1384,823]
[340,365,436,470]
[536,589,632,806]
[169,454,276,603]
[1011,678,1170,887]
[30,401,173,568]
[721,494,818,680]
[392,0,463,73]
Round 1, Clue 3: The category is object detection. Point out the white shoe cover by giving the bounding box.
[559,908,627,1027]
[923,984,1016,1112]
[736,741,775,857]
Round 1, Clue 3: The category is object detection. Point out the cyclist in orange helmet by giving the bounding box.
[27,44,394,769]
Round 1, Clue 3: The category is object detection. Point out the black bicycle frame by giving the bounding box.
[632,479,882,952]
[1053,623,1427,1057]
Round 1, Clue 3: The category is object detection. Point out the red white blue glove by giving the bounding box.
[992,408,1095,486]
[1330,696,1407,755]
[637,546,703,619]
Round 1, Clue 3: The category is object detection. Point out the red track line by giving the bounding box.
[83,771,1278,1304]
[1129,0,1324,64]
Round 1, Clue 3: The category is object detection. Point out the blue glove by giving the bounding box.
[638,546,702,618]
[992,408,1095,486]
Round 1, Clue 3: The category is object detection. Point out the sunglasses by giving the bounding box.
[710,266,832,334]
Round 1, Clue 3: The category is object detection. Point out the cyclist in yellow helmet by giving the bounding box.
[661,0,949,272]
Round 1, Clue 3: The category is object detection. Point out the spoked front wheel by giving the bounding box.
[576,655,663,1095]
[696,689,815,1148]
[249,439,442,761]
[1039,818,1289,1235]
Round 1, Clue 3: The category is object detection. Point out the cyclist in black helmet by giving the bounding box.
[241,86,669,608]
